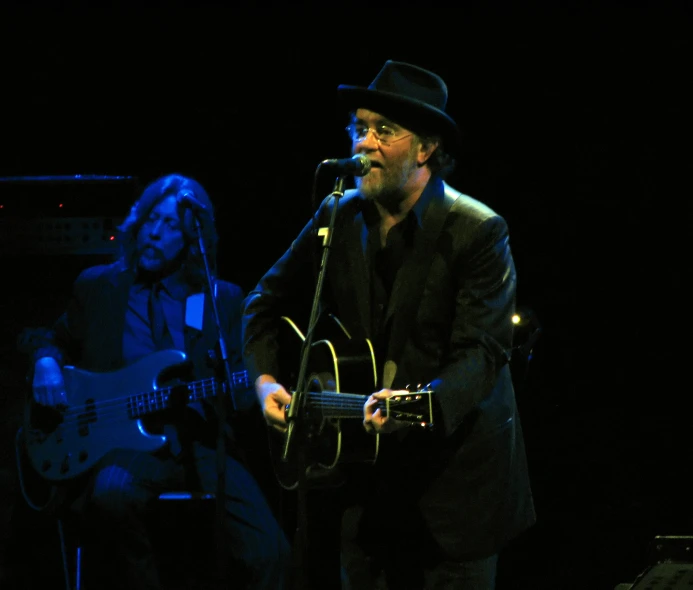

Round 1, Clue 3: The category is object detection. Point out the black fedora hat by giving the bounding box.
[337,60,460,155]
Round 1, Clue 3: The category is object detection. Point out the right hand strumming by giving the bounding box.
[255,376,292,433]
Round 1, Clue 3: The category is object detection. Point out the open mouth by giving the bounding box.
[142,246,161,257]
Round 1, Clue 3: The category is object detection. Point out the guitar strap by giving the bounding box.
[382,183,461,388]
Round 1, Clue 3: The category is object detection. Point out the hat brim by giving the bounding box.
[337,85,461,156]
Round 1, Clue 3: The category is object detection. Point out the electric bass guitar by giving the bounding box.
[271,315,434,490]
[23,349,250,482]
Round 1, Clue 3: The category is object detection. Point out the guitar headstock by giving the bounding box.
[382,386,434,428]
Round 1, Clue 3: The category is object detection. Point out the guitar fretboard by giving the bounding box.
[305,390,433,424]
[307,391,366,419]
[127,372,250,418]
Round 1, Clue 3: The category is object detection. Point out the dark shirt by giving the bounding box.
[362,186,435,362]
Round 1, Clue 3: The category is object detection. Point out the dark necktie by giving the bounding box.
[149,283,172,350]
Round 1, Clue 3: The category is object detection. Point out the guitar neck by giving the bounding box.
[305,390,434,426]
[305,391,367,419]
[127,371,250,419]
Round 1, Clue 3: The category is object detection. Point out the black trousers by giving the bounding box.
[74,443,290,590]
[294,480,498,590]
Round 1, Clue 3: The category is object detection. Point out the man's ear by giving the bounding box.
[417,139,440,166]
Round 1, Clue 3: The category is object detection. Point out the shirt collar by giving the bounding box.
[159,270,190,301]
[410,175,440,229]
[135,267,190,300]
[360,175,441,230]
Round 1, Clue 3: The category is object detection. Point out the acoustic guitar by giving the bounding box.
[270,315,434,490]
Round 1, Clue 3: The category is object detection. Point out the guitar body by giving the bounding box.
[271,316,379,490]
[24,349,187,481]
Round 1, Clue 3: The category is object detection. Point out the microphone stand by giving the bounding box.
[283,174,346,589]
[190,211,237,589]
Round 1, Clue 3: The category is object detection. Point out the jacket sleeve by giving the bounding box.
[429,212,517,437]
[18,267,95,370]
[219,279,247,376]
[241,205,328,384]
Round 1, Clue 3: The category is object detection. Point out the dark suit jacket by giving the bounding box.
[29,261,251,454]
[242,176,536,560]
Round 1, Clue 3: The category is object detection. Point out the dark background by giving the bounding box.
[0,1,691,588]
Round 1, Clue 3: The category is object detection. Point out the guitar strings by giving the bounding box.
[50,385,364,429]
[37,385,417,432]
[40,378,228,430]
[52,368,251,423]
[306,392,369,417]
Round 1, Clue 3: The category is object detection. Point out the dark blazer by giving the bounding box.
[242,176,536,560]
[29,261,251,452]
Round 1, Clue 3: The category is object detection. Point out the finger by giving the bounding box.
[364,403,375,420]
[364,396,381,418]
[372,409,393,433]
[41,388,58,407]
[362,419,376,435]
[365,400,381,414]
[46,387,66,407]
[55,390,68,407]
[278,393,293,407]
[266,405,289,427]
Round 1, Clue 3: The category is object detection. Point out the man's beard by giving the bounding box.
[363,184,406,211]
[136,247,185,278]
[357,154,419,209]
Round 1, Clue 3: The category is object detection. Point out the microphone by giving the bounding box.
[177,189,207,211]
[321,154,371,177]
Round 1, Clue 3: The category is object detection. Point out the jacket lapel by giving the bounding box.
[184,286,211,359]
[104,264,135,369]
[349,209,372,337]
[328,197,371,341]
[383,180,460,385]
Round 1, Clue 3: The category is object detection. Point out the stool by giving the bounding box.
[153,491,219,590]
[57,491,217,590]
[57,517,82,590]
[14,427,81,590]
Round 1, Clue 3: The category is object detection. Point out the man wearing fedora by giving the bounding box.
[242,60,536,589]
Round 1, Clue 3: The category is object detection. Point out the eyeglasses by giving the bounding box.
[345,123,412,146]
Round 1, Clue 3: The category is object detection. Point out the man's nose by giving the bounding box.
[149,220,165,236]
[356,128,379,150]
